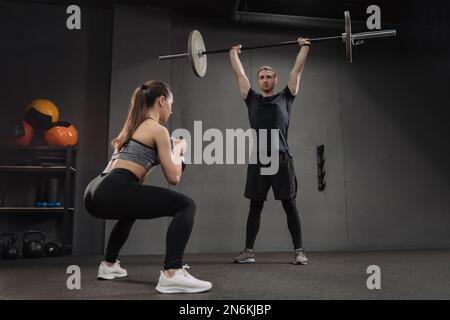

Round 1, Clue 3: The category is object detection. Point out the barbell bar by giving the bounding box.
[158,11,396,77]
[159,35,345,60]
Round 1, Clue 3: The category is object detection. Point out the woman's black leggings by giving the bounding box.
[84,168,195,270]
[245,198,302,250]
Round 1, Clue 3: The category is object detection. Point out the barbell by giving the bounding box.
[158,11,396,78]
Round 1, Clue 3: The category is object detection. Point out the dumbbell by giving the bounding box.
[45,240,63,257]
[35,201,62,207]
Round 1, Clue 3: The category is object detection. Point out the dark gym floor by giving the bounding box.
[1,249,449,300]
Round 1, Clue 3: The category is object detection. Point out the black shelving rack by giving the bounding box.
[0,144,77,255]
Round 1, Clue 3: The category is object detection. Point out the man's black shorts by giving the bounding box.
[244,152,297,201]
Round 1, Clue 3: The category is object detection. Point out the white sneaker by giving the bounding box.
[155,265,212,294]
[97,260,128,280]
[293,249,308,265]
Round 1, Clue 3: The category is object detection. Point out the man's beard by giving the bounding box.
[262,85,274,94]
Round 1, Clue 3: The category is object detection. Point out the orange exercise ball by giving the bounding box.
[15,121,35,146]
[44,121,78,146]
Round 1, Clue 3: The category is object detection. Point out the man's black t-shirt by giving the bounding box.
[244,86,295,156]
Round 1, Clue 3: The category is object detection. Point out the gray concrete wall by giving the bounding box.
[105,5,172,254]
[108,5,450,254]
[342,49,450,249]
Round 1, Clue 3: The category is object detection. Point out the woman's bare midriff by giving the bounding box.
[103,159,147,183]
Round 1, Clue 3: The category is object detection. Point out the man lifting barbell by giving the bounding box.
[155,10,396,266]
[229,37,311,265]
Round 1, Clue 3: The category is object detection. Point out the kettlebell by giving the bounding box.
[171,137,187,172]
[23,230,46,258]
[1,233,19,260]
[45,240,63,257]
[180,155,186,172]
